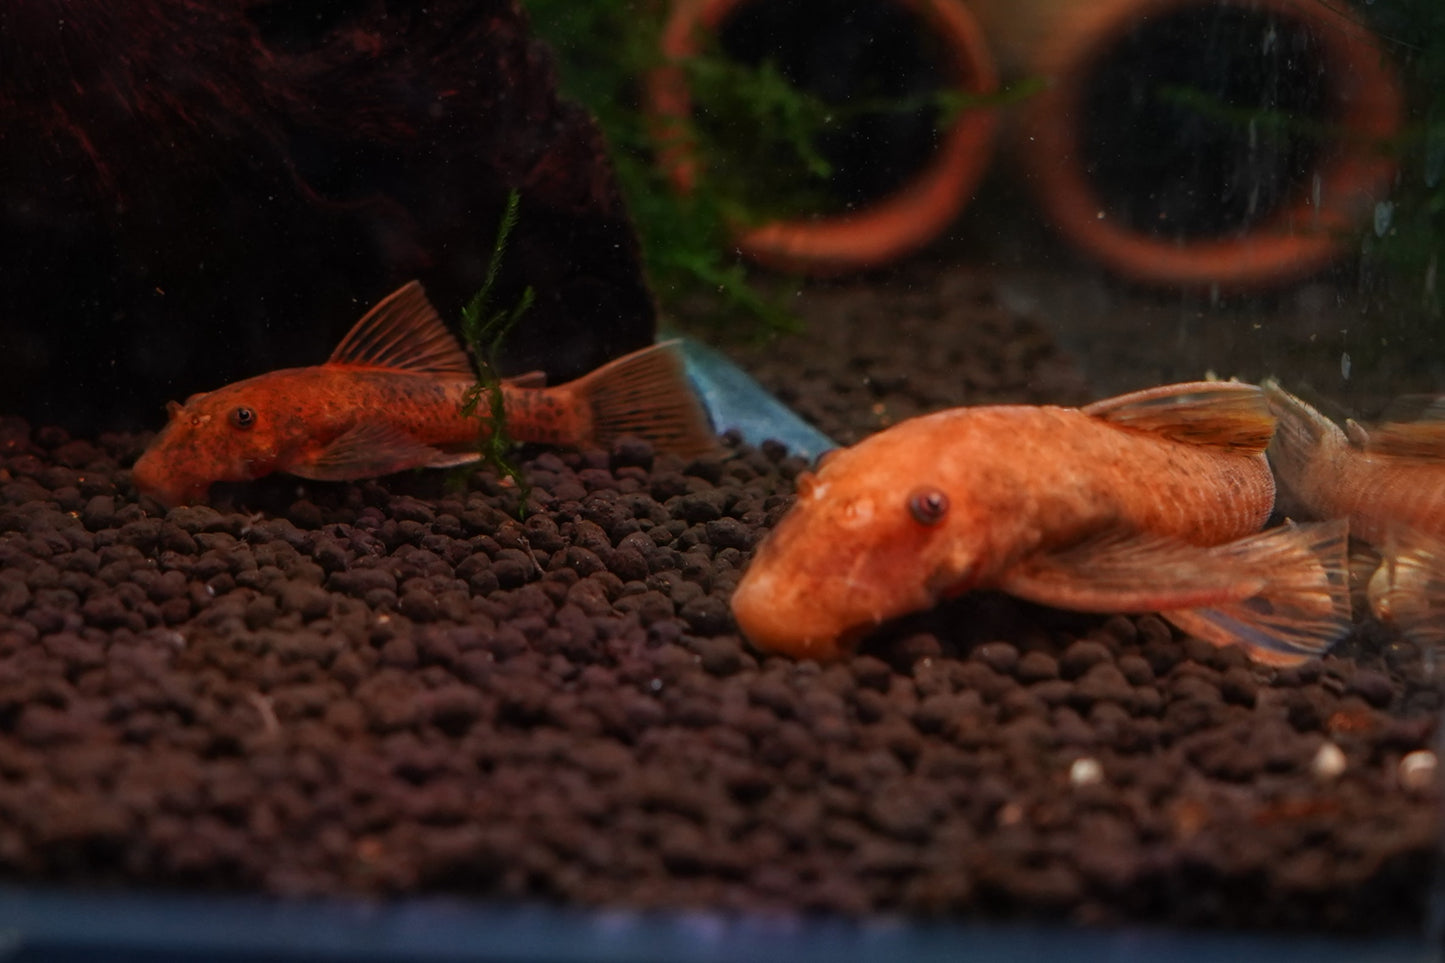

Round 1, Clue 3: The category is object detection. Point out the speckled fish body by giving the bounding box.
[1267,383,1445,546]
[1268,384,1445,650]
[732,382,1351,665]
[132,282,715,506]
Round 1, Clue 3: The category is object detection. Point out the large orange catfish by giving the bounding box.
[132,282,715,506]
[731,382,1351,666]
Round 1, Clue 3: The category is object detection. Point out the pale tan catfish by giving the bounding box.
[1267,383,1445,650]
[732,382,1350,665]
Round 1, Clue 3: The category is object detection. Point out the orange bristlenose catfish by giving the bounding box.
[1267,383,1445,649]
[731,382,1351,666]
[132,281,715,506]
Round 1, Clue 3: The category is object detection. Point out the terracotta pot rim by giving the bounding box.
[648,0,999,275]
[1020,0,1402,291]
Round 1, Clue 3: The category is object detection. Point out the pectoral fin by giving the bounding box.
[1159,520,1352,666]
[289,423,480,481]
[1000,521,1352,666]
[999,531,1268,613]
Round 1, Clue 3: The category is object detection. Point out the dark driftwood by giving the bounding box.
[0,0,654,432]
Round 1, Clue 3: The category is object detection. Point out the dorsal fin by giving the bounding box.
[1083,380,1273,453]
[1358,403,1445,461]
[327,281,475,378]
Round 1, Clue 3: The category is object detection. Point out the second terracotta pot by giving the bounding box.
[993,0,1402,290]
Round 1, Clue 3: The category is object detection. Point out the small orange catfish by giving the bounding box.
[132,282,716,506]
[1267,383,1445,649]
[731,382,1351,666]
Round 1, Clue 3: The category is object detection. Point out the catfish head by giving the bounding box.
[131,378,294,506]
[731,415,1000,660]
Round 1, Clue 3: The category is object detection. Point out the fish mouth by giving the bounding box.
[731,567,879,661]
[130,454,207,508]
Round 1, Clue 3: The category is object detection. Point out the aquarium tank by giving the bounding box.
[1,0,1444,960]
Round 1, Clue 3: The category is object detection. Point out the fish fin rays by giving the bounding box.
[1161,520,1353,665]
[503,370,549,388]
[1264,381,1351,474]
[1354,418,1445,461]
[564,340,717,457]
[1002,520,1353,665]
[1083,381,1274,453]
[999,531,1269,613]
[327,281,475,378]
[289,423,479,481]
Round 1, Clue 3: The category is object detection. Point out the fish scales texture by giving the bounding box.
[1268,383,1445,544]
[922,405,1273,547]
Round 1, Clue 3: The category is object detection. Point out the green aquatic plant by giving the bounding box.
[682,53,1038,222]
[522,0,800,330]
[521,0,1014,331]
[458,189,536,514]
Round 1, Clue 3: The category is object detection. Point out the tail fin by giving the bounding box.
[1367,523,1445,656]
[567,340,717,457]
[1161,519,1353,667]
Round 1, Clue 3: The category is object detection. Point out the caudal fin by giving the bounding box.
[568,340,717,457]
[1161,519,1353,667]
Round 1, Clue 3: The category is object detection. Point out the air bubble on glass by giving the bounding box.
[1374,200,1393,238]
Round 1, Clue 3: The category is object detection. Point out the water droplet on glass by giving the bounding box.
[1427,116,1445,189]
[1373,200,1393,237]
[1340,352,1351,381]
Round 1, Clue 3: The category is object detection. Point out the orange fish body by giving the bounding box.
[1268,384,1445,648]
[132,282,714,506]
[732,382,1350,665]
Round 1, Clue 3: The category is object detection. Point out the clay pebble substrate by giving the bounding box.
[0,415,1439,933]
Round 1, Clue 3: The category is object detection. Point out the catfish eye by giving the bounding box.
[907,487,949,526]
[229,407,256,430]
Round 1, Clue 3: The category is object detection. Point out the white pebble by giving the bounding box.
[1399,750,1438,791]
[997,802,1023,827]
[1311,742,1347,780]
[1069,757,1103,787]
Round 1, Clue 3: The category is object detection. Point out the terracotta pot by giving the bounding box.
[986,0,1401,290]
[647,0,998,275]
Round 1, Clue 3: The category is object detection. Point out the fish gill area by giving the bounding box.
[0,261,1438,934]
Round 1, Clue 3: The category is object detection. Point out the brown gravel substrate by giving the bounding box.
[0,264,1440,935]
